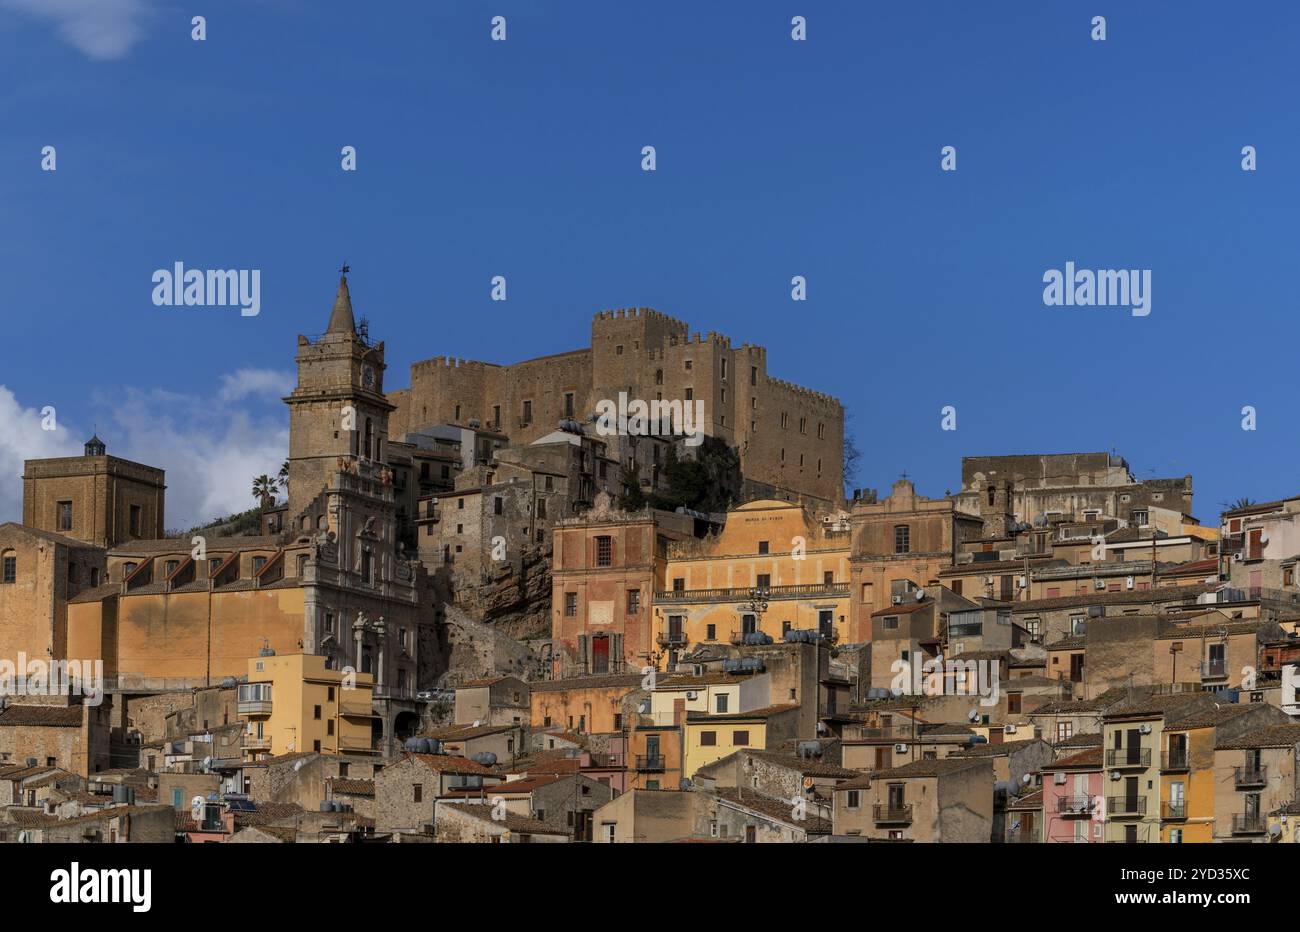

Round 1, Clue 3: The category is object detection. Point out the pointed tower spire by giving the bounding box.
[326,263,356,334]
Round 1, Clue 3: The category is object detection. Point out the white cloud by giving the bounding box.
[2,0,155,61]
[0,374,290,532]
[0,387,83,524]
[218,369,295,403]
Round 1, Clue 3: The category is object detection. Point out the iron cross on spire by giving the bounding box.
[340,262,350,277]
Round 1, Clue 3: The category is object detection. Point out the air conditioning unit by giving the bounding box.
[985,577,995,585]
[892,595,903,605]
[1053,772,1067,785]
[1126,576,1135,590]
[1017,576,1027,588]
[893,743,908,753]
[685,691,698,700]
[1110,770,1121,781]
[1095,579,1106,590]
[1139,724,1152,735]
[1004,724,1017,734]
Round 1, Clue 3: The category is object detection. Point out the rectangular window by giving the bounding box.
[413,784,422,803]
[57,501,73,531]
[716,694,729,713]
[1,557,14,584]
[699,731,716,747]
[627,589,640,614]
[129,504,141,536]
[894,525,910,554]
[595,536,612,567]
[732,730,749,745]
[522,399,532,424]
[758,540,769,555]
[564,393,574,418]
[564,592,577,616]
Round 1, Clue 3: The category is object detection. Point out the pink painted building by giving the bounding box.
[1041,747,1104,843]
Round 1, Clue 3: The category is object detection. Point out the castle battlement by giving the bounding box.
[411,355,500,371]
[767,376,842,408]
[592,307,690,331]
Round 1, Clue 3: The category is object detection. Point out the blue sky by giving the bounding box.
[0,0,1295,527]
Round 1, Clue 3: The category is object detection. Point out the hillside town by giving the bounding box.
[2,273,1298,844]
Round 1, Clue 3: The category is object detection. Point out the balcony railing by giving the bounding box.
[654,582,849,603]
[1233,765,1267,788]
[1162,750,1189,771]
[1105,748,1151,769]
[237,699,272,716]
[1056,795,1095,816]
[1232,813,1266,834]
[1005,830,1038,843]
[339,698,377,718]
[873,804,913,825]
[1161,800,1187,820]
[853,726,916,741]
[241,736,271,751]
[635,755,666,772]
[656,631,687,648]
[1106,796,1146,817]
[1200,660,1228,679]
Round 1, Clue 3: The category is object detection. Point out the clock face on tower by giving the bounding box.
[362,365,375,389]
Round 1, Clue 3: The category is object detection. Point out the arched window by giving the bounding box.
[1,549,15,584]
[987,485,996,506]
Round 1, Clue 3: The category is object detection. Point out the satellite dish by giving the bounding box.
[967,709,980,722]
[1022,773,1032,784]
[190,796,204,820]
[915,589,925,602]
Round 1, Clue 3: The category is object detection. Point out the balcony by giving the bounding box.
[1161,800,1187,821]
[1200,659,1228,680]
[1232,813,1266,835]
[237,699,272,716]
[656,631,687,648]
[1005,830,1038,843]
[1233,765,1267,788]
[1056,795,1095,817]
[854,726,916,741]
[873,804,913,825]
[339,697,378,719]
[1106,796,1146,818]
[635,755,666,772]
[1161,749,1189,771]
[242,735,271,751]
[1105,748,1151,769]
[654,582,850,604]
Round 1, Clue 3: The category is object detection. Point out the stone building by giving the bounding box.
[22,435,165,548]
[388,307,844,508]
[848,479,985,640]
[0,522,106,661]
[956,452,1194,530]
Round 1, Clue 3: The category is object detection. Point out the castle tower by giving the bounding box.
[21,435,165,547]
[284,270,395,521]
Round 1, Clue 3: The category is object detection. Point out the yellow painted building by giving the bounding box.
[652,500,850,653]
[238,653,376,760]
[1159,721,1217,843]
[681,704,800,778]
